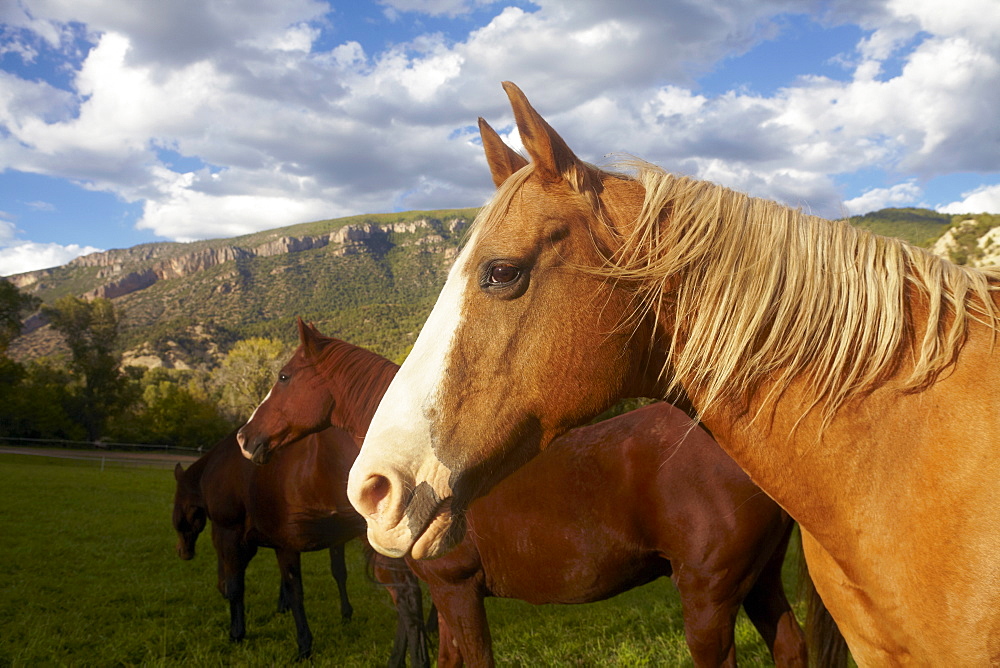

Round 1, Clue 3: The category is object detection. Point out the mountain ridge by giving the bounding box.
[5,206,996,369]
[7,207,476,365]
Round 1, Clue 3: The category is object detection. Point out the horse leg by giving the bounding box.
[672,567,740,668]
[275,548,313,660]
[278,562,294,613]
[213,527,257,644]
[740,529,807,667]
[435,608,464,668]
[373,555,430,668]
[328,543,354,622]
[428,583,493,668]
[426,601,439,635]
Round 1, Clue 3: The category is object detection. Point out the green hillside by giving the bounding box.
[847,207,953,246]
[6,205,978,369]
[10,208,478,365]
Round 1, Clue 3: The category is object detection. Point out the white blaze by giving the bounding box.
[347,235,477,524]
[238,387,273,459]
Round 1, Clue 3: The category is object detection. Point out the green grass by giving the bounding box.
[0,452,806,666]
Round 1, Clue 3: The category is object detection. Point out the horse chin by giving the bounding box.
[365,500,466,560]
[237,432,273,465]
[249,445,272,466]
[409,503,466,560]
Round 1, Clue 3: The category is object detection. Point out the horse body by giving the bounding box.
[173,428,363,659]
[240,321,808,666]
[346,82,1000,663]
[712,342,1000,664]
[245,431,362,553]
[416,402,805,667]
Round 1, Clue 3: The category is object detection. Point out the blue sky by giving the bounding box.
[1,0,999,276]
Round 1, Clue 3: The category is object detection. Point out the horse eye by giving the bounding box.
[278,373,290,383]
[488,263,520,285]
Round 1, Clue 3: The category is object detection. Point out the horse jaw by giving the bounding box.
[347,242,474,558]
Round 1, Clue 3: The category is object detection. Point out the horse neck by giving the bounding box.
[316,342,400,439]
[182,437,225,500]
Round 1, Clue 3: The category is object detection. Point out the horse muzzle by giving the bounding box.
[236,427,272,465]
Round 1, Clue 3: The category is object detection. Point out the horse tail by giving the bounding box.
[796,527,850,668]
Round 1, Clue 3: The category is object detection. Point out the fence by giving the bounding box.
[0,435,204,469]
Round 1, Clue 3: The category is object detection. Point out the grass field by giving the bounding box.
[0,452,805,666]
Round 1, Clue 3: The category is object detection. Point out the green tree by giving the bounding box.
[0,280,39,354]
[212,337,288,421]
[41,296,126,440]
[0,360,86,440]
[0,283,41,439]
[107,367,234,449]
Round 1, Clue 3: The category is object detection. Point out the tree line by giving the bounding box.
[0,281,289,450]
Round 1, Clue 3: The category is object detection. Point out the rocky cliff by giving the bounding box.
[6,210,476,364]
[930,217,1000,267]
[20,216,472,305]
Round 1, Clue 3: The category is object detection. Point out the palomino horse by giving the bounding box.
[239,321,814,666]
[173,427,429,665]
[347,82,1000,665]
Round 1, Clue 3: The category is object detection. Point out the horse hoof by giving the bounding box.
[295,648,312,662]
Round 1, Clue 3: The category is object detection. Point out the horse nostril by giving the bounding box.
[357,473,392,518]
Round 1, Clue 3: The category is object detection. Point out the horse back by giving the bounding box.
[461,403,784,603]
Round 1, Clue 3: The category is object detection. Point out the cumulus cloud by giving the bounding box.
[0,0,998,273]
[843,181,923,215]
[379,0,501,18]
[0,216,102,276]
[0,242,103,276]
[939,183,1000,215]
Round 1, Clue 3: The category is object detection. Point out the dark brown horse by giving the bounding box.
[238,321,809,666]
[172,426,429,664]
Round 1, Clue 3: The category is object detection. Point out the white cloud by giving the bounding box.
[843,181,923,215]
[0,218,17,244]
[2,0,1000,253]
[137,189,338,241]
[379,0,500,18]
[0,217,102,276]
[939,183,1000,215]
[0,241,103,277]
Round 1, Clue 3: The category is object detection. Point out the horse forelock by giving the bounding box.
[469,160,605,243]
[582,162,1000,424]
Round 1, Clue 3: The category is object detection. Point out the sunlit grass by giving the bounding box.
[0,452,805,666]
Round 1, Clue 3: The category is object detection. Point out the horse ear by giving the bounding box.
[298,317,320,358]
[174,462,184,481]
[501,81,583,184]
[479,117,528,188]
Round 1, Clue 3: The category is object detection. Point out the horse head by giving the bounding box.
[237,318,336,464]
[172,462,207,560]
[347,82,664,560]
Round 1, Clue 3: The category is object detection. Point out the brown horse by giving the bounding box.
[173,427,429,665]
[239,321,810,666]
[347,81,1000,664]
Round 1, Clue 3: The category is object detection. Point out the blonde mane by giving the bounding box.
[469,158,999,423]
[607,163,1000,422]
